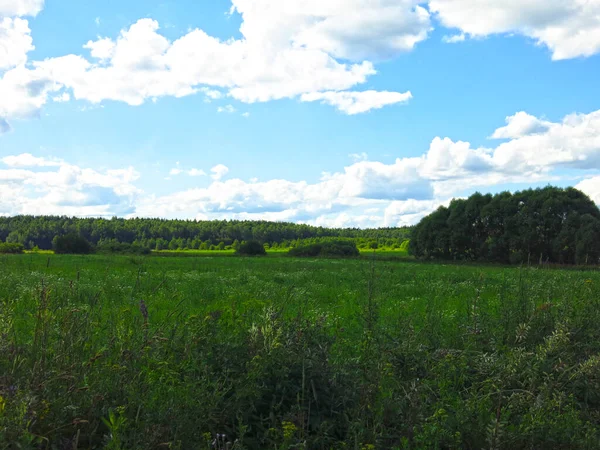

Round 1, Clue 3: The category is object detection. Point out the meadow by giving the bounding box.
[1,253,599,449]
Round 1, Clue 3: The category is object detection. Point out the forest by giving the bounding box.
[409,186,600,264]
[0,217,411,251]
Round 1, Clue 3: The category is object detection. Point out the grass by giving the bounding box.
[1,253,599,449]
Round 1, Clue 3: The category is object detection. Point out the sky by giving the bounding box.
[1,0,600,228]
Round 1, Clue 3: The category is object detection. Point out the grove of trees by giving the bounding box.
[409,186,600,265]
[0,217,410,251]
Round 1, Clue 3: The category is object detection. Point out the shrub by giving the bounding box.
[288,240,359,258]
[52,234,93,254]
[0,242,24,254]
[237,240,267,256]
[96,240,151,255]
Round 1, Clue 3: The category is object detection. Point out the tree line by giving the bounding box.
[409,186,600,265]
[0,216,411,251]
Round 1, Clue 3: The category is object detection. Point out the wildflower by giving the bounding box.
[282,421,297,440]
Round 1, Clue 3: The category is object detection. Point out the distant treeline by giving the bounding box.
[410,186,600,265]
[0,216,411,251]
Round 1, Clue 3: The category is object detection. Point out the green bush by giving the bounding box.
[0,242,24,254]
[96,240,151,255]
[237,240,267,256]
[288,240,359,258]
[52,234,93,254]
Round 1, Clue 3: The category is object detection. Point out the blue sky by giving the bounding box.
[1,0,600,227]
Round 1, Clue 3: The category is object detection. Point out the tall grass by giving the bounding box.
[0,254,599,449]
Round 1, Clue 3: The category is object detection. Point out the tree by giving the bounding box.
[237,240,267,256]
[53,234,92,254]
[410,187,600,265]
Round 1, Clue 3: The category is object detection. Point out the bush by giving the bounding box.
[0,242,24,254]
[52,234,93,254]
[288,240,359,258]
[237,240,267,256]
[96,240,151,255]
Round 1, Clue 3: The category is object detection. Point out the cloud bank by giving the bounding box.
[2,108,599,227]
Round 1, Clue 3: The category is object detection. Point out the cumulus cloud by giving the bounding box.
[301,90,412,114]
[3,0,600,132]
[0,17,34,70]
[231,0,432,61]
[429,0,600,60]
[169,165,206,177]
[136,107,600,224]
[2,153,62,167]
[2,107,600,226]
[211,164,229,180]
[349,152,368,162]
[442,33,465,43]
[0,0,44,17]
[0,0,431,128]
[576,177,600,205]
[217,105,236,114]
[491,112,551,139]
[0,64,62,120]
[0,154,139,216]
[52,92,70,103]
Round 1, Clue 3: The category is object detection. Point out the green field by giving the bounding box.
[1,254,599,449]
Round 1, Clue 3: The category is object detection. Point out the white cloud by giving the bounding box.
[576,177,600,205]
[2,153,62,167]
[242,112,250,118]
[52,92,70,103]
[442,33,465,43]
[0,64,62,121]
[491,111,551,139]
[170,166,206,177]
[217,104,236,113]
[0,17,33,70]
[83,37,115,61]
[231,0,432,61]
[3,107,600,225]
[301,90,412,114]
[211,164,229,180]
[1,0,428,127]
[0,154,139,216]
[200,87,223,101]
[3,0,600,132]
[349,152,368,162]
[429,0,600,60]
[0,0,44,17]
[188,168,206,177]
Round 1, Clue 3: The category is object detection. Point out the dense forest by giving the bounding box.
[409,186,600,264]
[0,216,411,251]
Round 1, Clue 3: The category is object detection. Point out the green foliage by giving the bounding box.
[96,239,151,255]
[410,186,600,264]
[0,242,24,254]
[52,233,93,254]
[288,239,360,257]
[0,216,412,250]
[237,240,267,256]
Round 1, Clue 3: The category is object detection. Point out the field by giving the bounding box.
[1,254,599,449]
